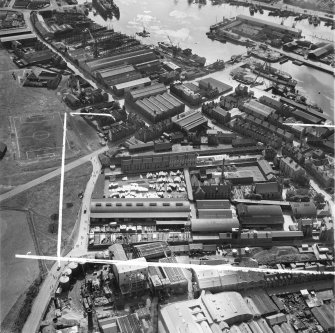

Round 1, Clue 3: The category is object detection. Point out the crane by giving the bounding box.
[84,28,99,58]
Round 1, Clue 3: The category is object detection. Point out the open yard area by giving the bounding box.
[12,113,65,160]
[0,162,93,266]
[0,48,101,193]
[0,210,40,324]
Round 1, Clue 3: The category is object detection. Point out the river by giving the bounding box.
[78,0,334,120]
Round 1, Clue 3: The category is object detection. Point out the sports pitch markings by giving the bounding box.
[12,113,68,161]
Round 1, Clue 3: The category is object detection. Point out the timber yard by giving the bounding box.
[0,0,334,333]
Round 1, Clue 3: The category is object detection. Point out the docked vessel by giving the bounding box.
[250,62,297,87]
[158,42,206,66]
[92,0,119,20]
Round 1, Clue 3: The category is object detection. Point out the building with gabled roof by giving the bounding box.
[254,182,282,200]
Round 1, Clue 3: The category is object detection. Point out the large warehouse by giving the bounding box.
[236,204,284,229]
[90,198,190,222]
[240,100,276,119]
[125,83,167,102]
[236,15,302,38]
[134,92,185,123]
[85,47,157,72]
[159,291,253,333]
[191,218,239,233]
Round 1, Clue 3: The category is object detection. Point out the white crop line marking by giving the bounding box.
[285,123,335,128]
[15,254,335,276]
[55,112,115,267]
[57,112,67,267]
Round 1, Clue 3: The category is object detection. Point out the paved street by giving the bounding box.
[22,155,102,333]
[310,179,335,220]
[0,147,108,203]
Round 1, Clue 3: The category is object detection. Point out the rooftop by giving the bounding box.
[171,110,208,132]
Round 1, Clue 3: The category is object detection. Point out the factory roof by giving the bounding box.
[198,209,233,219]
[280,97,327,121]
[114,77,151,90]
[309,43,334,58]
[259,96,283,110]
[116,314,143,333]
[135,92,183,117]
[191,218,239,233]
[199,77,233,94]
[202,291,253,325]
[196,200,230,210]
[160,297,214,333]
[292,109,322,124]
[114,257,147,274]
[311,303,335,331]
[0,33,36,42]
[128,83,166,100]
[254,182,281,194]
[290,202,317,217]
[109,243,128,261]
[243,100,275,118]
[237,204,283,217]
[213,106,229,117]
[236,15,301,35]
[97,65,135,79]
[242,288,278,316]
[171,110,208,132]
[134,241,171,258]
[159,256,188,284]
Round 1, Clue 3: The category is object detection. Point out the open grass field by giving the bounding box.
[0,162,92,265]
[0,210,40,324]
[12,113,66,160]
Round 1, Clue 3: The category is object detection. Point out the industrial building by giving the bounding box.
[120,152,197,174]
[236,204,284,229]
[113,77,152,96]
[236,15,302,38]
[171,110,208,133]
[279,97,328,122]
[133,241,171,260]
[191,218,239,233]
[191,173,232,200]
[198,77,233,95]
[95,65,142,87]
[308,43,334,60]
[134,92,185,123]
[193,269,265,293]
[85,47,158,72]
[112,257,148,296]
[290,202,317,219]
[254,182,282,200]
[90,198,191,222]
[159,290,255,333]
[148,256,188,294]
[240,100,276,119]
[125,83,167,102]
[170,83,202,106]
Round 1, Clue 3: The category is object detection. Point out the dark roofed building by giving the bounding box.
[134,92,185,123]
[290,202,317,218]
[311,303,335,332]
[237,204,284,229]
[126,83,167,102]
[198,77,233,95]
[254,182,282,200]
[90,198,190,221]
[171,110,208,133]
[241,100,276,119]
[133,241,171,260]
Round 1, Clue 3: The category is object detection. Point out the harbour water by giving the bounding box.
[82,0,334,120]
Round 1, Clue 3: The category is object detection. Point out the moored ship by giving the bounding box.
[92,0,119,20]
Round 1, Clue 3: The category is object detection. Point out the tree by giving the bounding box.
[49,222,58,234]
[294,173,309,187]
[314,193,325,209]
[286,189,296,201]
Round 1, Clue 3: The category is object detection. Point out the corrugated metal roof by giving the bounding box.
[114,77,151,90]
